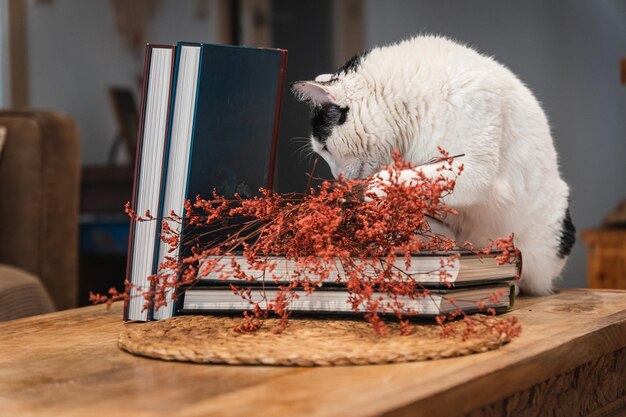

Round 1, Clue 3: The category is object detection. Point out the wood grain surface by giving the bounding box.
[0,289,625,417]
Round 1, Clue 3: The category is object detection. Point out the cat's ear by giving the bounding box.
[290,81,337,107]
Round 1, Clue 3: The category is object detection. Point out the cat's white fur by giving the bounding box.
[293,35,572,295]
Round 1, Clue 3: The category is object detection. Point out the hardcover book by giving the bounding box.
[193,251,520,288]
[176,251,519,317]
[152,43,288,320]
[179,283,516,316]
[125,44,175,321]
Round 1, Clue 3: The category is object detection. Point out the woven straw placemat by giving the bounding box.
[119,315,512,366]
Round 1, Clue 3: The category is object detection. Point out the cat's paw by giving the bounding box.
[364,168,422,201]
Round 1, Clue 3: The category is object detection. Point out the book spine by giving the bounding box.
[508,282,516,310]
[516,250,523,281]
[123,45,153,321]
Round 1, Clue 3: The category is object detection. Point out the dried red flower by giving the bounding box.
[94,150,522,338]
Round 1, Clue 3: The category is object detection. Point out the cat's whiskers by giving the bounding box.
[290,136,311,144]
[291,136,316,163]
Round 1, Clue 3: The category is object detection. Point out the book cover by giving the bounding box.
[185,43,287,200]
[153,43,288,320]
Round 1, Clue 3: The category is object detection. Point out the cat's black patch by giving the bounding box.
[557,206,576,258]
[335,50,370,75]
[311,103,349,144]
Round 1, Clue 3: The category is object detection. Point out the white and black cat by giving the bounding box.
[291,35,575,295]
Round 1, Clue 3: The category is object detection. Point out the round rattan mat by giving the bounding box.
[119,315,512,366]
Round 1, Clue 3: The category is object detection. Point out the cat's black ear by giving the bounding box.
[290,81,336,107]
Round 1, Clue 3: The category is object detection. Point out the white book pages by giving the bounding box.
[153,45,201,320]
[127,47,173,321]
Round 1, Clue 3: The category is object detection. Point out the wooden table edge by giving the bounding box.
[382,308,626,416]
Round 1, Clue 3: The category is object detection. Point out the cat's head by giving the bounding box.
[291,53,401,179]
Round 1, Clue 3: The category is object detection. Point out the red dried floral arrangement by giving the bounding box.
[92,149,521,338]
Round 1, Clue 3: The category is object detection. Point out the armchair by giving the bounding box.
[0,111,80,320]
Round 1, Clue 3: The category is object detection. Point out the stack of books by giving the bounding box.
[124,42,519,322]
[180,253,519,317]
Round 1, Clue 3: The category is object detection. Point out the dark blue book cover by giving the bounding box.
[186,43,287,201]
[155,42,287,319]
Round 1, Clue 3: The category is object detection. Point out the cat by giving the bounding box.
[291,35,575,295]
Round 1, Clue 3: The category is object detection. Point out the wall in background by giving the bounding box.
[365,0,626,288]
[27,0,218,165]
[272,0,335,193]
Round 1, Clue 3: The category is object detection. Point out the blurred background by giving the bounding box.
[0,0,624,309]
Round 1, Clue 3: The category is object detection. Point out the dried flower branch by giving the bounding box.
[94,149,521,338]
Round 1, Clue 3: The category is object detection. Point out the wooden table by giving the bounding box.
[1,289,625,417]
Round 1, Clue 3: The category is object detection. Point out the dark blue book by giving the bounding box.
[153,43,288,320]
